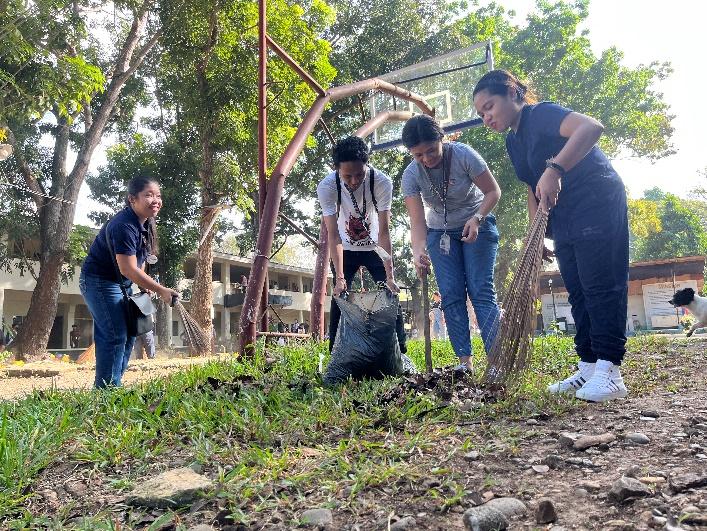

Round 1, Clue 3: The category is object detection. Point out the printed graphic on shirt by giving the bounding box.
[345,213,373,246]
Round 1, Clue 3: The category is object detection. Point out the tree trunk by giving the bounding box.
[7,4,158,361]
[155,299,170,348]
[12,254,66,360]
[12,118,76,361]
[190,189,219,355]
[310,219,329,340]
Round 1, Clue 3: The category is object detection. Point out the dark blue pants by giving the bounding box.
[551,182,629,365]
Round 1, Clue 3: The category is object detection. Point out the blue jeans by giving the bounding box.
[427,216,501,358]
[79,272,136,388]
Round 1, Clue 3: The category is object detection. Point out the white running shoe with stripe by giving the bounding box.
[547,370,589,395]
[575,372,628,402]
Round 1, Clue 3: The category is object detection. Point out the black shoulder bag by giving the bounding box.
[105,222,156,337]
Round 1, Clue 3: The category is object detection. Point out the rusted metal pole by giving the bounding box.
[266,34,326,97]
[355,110,414,139]
[257,0,269,336]
[239,78,433,355]
[278,212,319,248]
[310,219,329,340]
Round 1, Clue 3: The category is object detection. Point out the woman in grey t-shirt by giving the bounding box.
[401,115,502,372]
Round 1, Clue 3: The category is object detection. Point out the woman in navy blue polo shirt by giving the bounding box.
[473,70,629,402]
[80,176,179,388]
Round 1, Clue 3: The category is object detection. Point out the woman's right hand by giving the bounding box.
[158,286,180,305]
[333,277,347,296]
[413,250,431,279]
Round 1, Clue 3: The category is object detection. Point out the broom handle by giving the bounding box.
[422,272,433,373]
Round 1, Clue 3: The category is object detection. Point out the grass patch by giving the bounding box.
[0,334,697,528]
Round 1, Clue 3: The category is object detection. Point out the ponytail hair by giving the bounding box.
[473,70,537,104]
[126,175,160,255]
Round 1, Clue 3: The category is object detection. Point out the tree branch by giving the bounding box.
[5,128,45,212]
[124,28,163,80]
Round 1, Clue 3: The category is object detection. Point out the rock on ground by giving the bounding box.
[536,498,558,524]
[463,497,527,531]
[607,476,652,504]
[300,508,334,527]
[125,468,213,509]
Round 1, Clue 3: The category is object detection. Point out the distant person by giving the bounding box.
[70,324,82,348]
[317,136,406,353]
[133,329,156,359]
[474,70,629,401]
[80,176,179,388]
[429,291,447,340]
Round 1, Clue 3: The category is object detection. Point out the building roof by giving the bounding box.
[537,255,706,292]
[211,251,327,277]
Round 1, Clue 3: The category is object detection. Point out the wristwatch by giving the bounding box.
[473,212,486,224]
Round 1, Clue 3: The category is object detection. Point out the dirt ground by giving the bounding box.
[0,353,228,401]
[7,339,707,530]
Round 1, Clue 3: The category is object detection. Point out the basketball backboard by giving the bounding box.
[368,41,493,151]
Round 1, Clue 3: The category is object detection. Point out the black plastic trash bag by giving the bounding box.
[324,289,416,385]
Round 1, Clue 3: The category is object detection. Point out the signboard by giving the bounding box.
[642,280,697,329]
[541,292,572,329]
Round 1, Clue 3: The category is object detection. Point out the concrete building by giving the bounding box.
[0,252,332,350]
[537,255,706,333]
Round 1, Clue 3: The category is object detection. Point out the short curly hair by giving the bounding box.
[332,136,370,167]
[401,114,445,149]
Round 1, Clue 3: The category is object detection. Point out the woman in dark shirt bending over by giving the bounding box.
[473,70,629,402]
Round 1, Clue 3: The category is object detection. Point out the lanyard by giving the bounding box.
[421,145,450,229]
[346,174,368,221]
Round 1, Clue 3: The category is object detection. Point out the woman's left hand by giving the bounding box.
[461,217,480,243]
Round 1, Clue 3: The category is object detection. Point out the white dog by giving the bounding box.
[669,287,707,337]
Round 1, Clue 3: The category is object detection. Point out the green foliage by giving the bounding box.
[0,0,106,123]
[632,192,707,261]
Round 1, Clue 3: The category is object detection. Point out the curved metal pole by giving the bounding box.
[238,78,433,355]
[354,110,414,139]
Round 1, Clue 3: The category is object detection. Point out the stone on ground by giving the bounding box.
[125,467,213,509]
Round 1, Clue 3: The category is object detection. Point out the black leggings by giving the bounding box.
[328,249,407,352]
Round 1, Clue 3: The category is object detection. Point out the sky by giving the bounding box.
[71,0,707,227]
[491,0,707,198]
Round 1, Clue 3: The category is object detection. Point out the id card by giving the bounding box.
[440,233,450,255]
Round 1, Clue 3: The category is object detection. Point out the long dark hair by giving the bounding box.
[126,175,159,255]
[401,114,445,149]
[473,70,537,104]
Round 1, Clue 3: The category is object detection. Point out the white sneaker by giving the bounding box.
[575,372,628,402]
[547,370,590,395]
[453,361,473,373]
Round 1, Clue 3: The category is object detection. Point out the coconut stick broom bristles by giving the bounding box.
[484,208,549,385]
[172,296,212,354]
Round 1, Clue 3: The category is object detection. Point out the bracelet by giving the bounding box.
[545,159,566,177]
[336,276,345,281]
